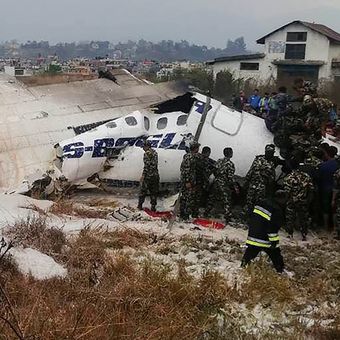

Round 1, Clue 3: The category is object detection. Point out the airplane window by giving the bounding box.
[144,117,150,131]
[177,115,187,126]
[106,121,117,128]
[125,116,138,126]
[157,117,168,130]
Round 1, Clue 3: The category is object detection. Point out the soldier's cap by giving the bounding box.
[143,140,152,147]
[265,144,275,153]
[189,141,200,150]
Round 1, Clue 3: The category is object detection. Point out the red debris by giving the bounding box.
[193,218,225,230]
[143,208,173,219]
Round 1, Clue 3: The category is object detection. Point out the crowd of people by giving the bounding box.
[232,84,339,140]
[137,80,340,272]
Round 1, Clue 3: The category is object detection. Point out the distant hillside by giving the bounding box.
[0,37,249,62]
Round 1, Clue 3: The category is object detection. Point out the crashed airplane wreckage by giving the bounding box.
[0,69,187,194]
[55,92,275,191]
[1,69,339,196]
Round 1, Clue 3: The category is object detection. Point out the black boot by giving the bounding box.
[138,197,144,211]
[150,196,157,212]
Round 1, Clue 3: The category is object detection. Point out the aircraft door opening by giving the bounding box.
[211,106,243,136]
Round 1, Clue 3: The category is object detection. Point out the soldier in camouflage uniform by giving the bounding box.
[283,159,314,240]
[138,140,160,211]
[332,169,340,240]
[196,146,215,209]
[179,142,200,220]
[205,148,235,223]
[294,78,318,98]
[244,144,277,215]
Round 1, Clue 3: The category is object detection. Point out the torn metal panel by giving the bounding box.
[0,72,187,190]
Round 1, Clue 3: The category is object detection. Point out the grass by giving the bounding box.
[49,200,110,219]
[0,214,339,339]
[0,252,238,339]
[4,215,66,258]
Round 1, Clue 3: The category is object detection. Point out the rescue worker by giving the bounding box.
[180,142,200,220]
[233,90,247,112]
[138,140,159,211]
[244,144,277,215]
[205,147,235,223]
[294,78,318,98]
[283,159,314,240]
[248,89,261,113]
[332,168,340,240]
[196,146,215,209]
[241,190,286,273]
[303,147,324,228]
[259,92,271,117]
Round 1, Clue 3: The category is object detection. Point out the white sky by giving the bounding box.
[1,0,340,49]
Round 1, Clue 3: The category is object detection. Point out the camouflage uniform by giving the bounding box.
[205,157,235,221]
[314,97,333,135]
[180,152,198,219]
[244,155,276,214]
[196,153,215,209]
[333,169,340,238]
[283,169,314,237]
[139,148,159,210]
[302,80,318,97]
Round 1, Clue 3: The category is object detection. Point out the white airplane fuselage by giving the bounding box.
[58,93,276,186]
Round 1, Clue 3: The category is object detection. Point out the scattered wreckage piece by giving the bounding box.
[108,207,143,222]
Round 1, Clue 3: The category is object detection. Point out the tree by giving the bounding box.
[213,70,242,104]
[47,64,62,74]
[226,37,247,55]
[171,68,214,94]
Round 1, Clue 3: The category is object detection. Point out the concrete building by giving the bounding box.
[208,21,340,86]
[4,65,33,77]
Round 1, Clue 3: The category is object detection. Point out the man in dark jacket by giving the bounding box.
[241,190,286,273]
[233,90,247,112]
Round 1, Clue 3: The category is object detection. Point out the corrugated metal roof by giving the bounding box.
[207,53,265,64]
[257,20,340,44]
[302,21,340,43]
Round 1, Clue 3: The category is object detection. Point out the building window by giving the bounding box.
[15,69,24,76]
[125,116,138,126]
[285,44,306,60]
[240,62,259,71]
[287,32,307,42]
[157,117,168,130]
